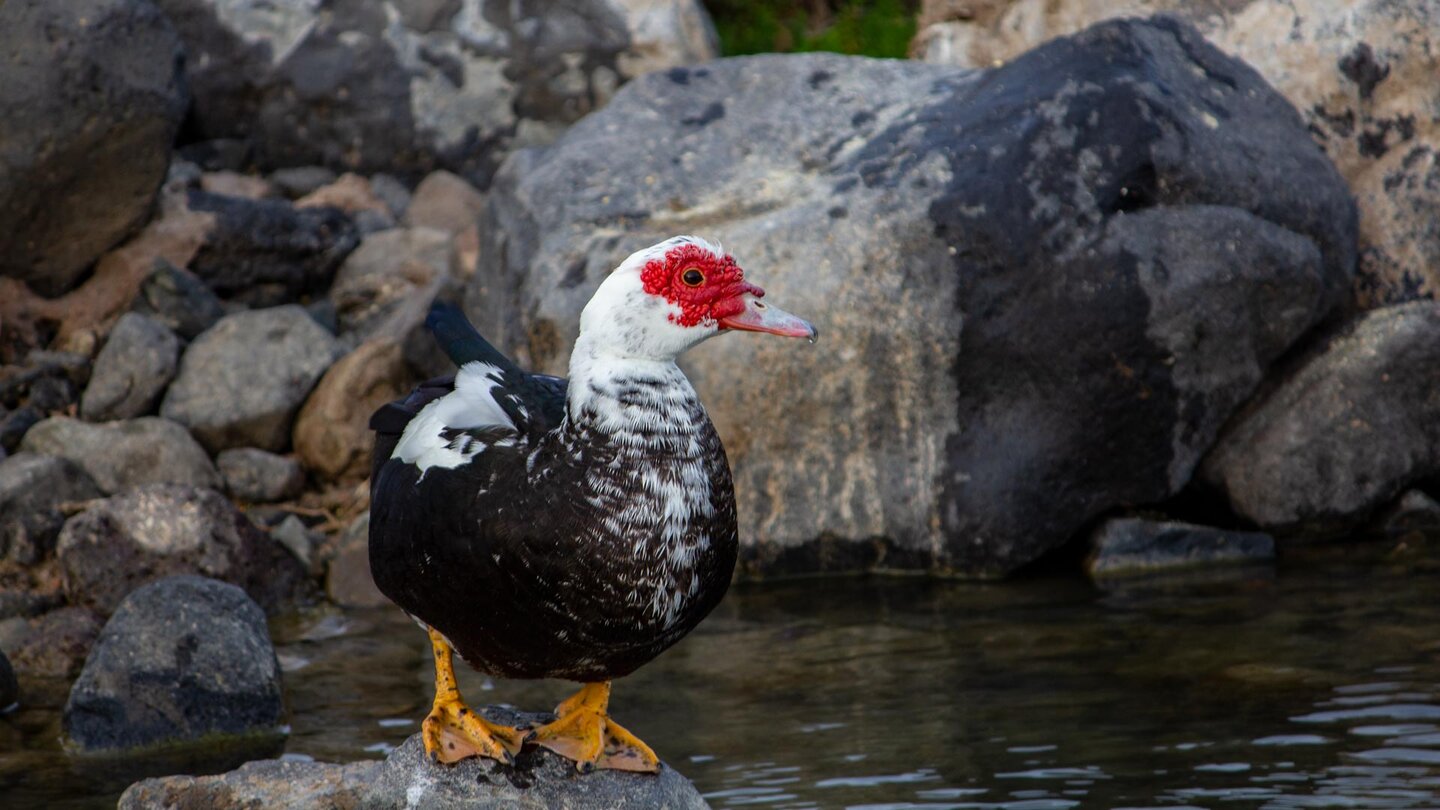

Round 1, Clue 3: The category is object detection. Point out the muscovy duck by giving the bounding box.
[369,236,816,773]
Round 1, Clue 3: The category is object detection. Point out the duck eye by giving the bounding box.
[681,268,705,286]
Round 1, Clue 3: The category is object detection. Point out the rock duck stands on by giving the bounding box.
[119,727,710,809]
[369,236,815,772]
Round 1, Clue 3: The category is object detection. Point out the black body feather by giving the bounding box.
[368,305,737,682]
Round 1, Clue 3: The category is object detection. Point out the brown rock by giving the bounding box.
[452,222,480,279]
[403,170,485,235]
[0,606,102,679]
[293,339,410,482]
[911,0,1440,309]
[296,172,391,218]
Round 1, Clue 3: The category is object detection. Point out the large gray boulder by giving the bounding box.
[467,19,1356,576]
[20,416,220,494]
[0,0,188,296]
[56,484,313,615]
[149,0,718,185]
[1201,301,1440,533]
[162,306,344,453]
[120,725,708,809]
[64,576,283,751]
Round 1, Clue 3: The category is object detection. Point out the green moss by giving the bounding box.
[709,0,918,58]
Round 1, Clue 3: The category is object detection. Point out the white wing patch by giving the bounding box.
[391,362,518,476]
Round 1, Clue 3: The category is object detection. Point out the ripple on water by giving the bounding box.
[1254,735,1333,746]
[1351,748,1440,766]
[1335,683,1410,695]
[1352,724,1438,736]
[1292,705,1440,724]
[1322,693,1435,707]
[814,769,941,788]
[1194,762,1252,772]
[1386,733,1440,746]
[995,767,1109,781]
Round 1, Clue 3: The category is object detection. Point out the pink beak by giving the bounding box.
[717,292,817,339]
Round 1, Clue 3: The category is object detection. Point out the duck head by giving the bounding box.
[577,235,817,362]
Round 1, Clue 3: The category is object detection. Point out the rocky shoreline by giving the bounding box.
[1,0,1437,804]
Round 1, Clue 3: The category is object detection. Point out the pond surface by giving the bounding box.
[4,547,1439,809]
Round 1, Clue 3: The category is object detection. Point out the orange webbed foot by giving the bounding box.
[525,681,660,774]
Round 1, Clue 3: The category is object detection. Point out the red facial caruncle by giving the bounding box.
[639,243,764,328]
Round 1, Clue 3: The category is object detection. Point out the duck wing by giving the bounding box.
[369,303,567,481]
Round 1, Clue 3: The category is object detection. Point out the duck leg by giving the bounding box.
[420,628,525,764]
[525,681,660,773]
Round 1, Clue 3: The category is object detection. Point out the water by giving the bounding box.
[3,548,1439,809]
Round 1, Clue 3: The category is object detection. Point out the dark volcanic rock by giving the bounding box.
[217,448,305,503]
[162,306,344,453]
[1087,517,1275,577]
[130,260,226,340]
[0,648,16,709]
[56,484,313,616]
[119,725,707,809]
[0,407,42,454]
[20,416,220,494]
[0,351,91,419]
[0,589,63,622]
[80,313,181,422]
[468,19,1356,576]
[911,0,1440,310]
[64,576,283,751]
[1201,301,1440,533]
[0,0,188,296]
[0,453,103,565]
[184,191,359,305]
[148,0,716,185]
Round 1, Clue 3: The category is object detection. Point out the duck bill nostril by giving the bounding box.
[717,293,816,339]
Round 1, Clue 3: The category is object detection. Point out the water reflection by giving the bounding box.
[2,550,1438,809]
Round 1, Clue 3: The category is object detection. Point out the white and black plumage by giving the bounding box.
[368,236,816,772]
